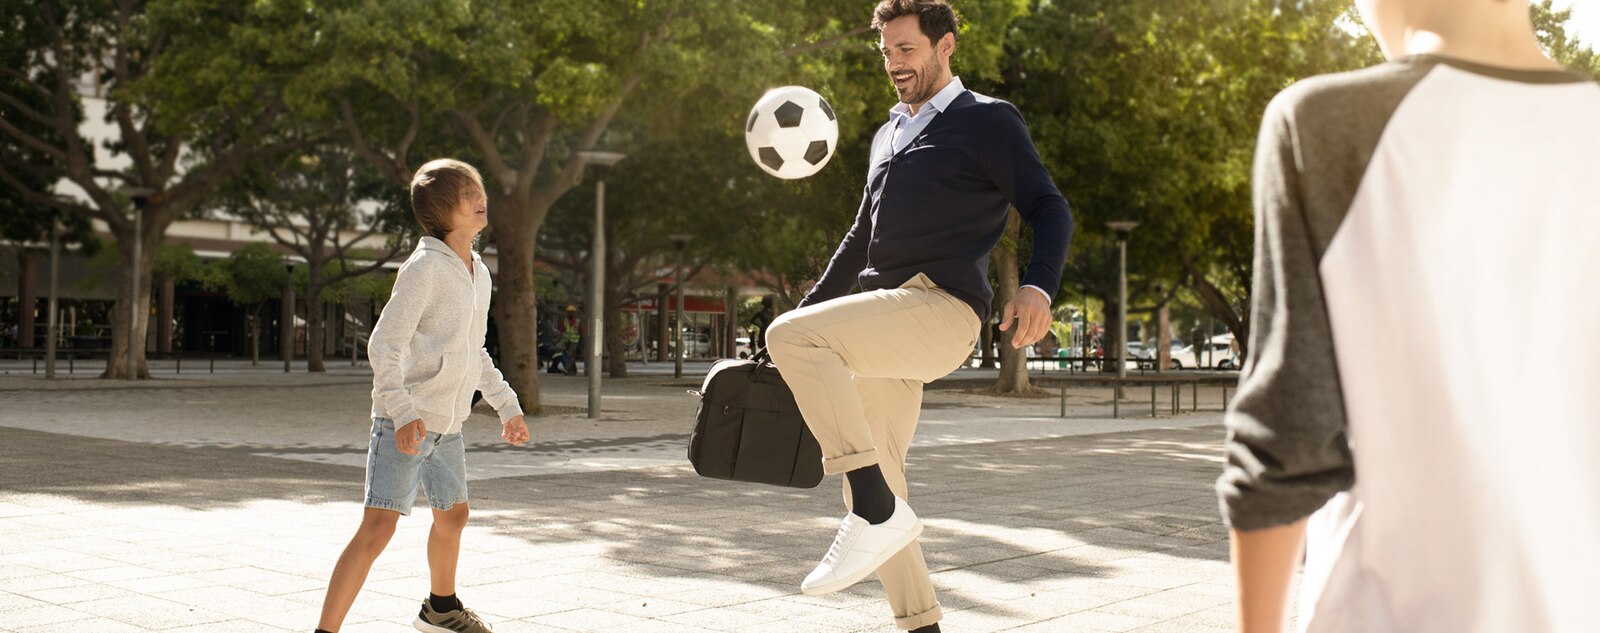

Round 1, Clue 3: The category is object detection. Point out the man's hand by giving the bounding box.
[395,419,426,455]
[998,287,1053,349]
[502,415,530,446]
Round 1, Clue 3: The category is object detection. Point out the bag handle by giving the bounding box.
[750,347,773,377]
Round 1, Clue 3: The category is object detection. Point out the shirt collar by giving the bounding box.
[889,76,965,121]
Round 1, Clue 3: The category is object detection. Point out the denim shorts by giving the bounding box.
[364,418,468,515]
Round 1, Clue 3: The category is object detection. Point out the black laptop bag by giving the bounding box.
[688,350,824,488]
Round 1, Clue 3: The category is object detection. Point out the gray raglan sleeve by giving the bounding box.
[1216,95,1355,531]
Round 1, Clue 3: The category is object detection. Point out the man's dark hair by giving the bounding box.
[872,0,958,44]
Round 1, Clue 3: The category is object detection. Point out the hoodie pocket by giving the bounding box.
[413,351,468,413]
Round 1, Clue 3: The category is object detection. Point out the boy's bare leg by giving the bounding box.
[318,507,401,631]
[428,502,471,597]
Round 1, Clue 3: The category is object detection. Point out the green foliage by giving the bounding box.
[83,240,208,290]
[1533,0,1600,78]
[202,243,287,307]
[216,144,411,246]
[153,243,204,283]
[292,259,391,303]
[996,0,1378,314]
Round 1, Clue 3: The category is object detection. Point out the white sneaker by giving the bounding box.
[801,497,923,595]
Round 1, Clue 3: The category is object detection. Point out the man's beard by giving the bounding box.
[896,57,942,105]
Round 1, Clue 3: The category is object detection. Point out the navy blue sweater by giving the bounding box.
[799,90,1073,323]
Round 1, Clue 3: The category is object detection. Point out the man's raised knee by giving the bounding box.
[766,312,805,351]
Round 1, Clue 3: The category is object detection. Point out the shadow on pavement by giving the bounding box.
[0,424,1230,623]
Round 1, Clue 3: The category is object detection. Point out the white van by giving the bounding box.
[1176,334,1239,369]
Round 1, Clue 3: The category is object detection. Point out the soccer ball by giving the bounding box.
[745,86,839,180]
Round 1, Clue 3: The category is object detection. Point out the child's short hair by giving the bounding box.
[410,159,484,239]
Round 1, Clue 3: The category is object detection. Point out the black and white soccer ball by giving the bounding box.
[744,86,839,180]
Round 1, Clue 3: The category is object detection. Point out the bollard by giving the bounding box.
[1112,383,1119,419]
[1193,382,1199,412]
[176,351,181,374]
[1059,383,1067,418]
[1223,385,1230,409]
[210,356,215,374]
[68,354,73,374]
[1150,383,1157,418]
[33,356,38,374]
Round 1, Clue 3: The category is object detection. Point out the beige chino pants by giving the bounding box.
[766,273,979,630]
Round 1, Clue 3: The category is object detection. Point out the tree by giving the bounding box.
[266,0,758,408]
[1533,0,1600,78]
[993,0,1379,362]
[200,244,286,366]
[215,146,409,372]
[0,0,303,378]
[992,210,1045,394]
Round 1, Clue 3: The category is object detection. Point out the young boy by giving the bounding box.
[1219,2,1598,632]
[316,159,529,633]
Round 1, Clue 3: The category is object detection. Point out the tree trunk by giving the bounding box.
[1101,295,1121,374]
[1156,302,1170,373]
[249,305,261,366]
[1183,260,1250,359]
[995,210,1031,394]
[18,252,35,349]
[281,276,296,364]
[724,287,738,359]
[306,278,327,373]
[487,202,543,415]
[604,278,627,379]
[103,223,159,380]
[157,279,175,354]
[979,312,995,369]
[656,283,670,362]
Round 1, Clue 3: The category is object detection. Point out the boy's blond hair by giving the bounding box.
[410,159,484,239]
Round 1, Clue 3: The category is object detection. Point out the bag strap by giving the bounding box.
[750,347,772,377]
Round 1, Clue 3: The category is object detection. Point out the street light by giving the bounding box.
[1106,221,1140,395]
[578,150,626,419]
[668,234,693,379]
[122,187,155,380]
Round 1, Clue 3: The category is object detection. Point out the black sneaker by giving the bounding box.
[414,600,494,633]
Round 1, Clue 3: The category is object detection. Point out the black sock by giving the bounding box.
[314,630,334,633]
[429,593,462,613]
[910,624,940,633]
[844,464,895,524]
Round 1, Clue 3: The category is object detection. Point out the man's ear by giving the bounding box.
[939,32,955,59]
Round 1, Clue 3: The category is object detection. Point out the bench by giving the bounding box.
[1036,373,1240,419]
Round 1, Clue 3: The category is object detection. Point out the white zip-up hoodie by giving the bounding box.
[368,237,522,435]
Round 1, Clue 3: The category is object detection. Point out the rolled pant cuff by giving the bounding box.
[821,449,880,475]
[895,603,942,630]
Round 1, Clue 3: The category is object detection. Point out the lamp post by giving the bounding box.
[122,187,155,379]
[1106,221,1139,395]
[577,151,626,419]
[669,234,693,379]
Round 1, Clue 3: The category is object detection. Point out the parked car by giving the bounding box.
[679,329,711,358]
[1177,334,1240,369]
[735,336,753,359]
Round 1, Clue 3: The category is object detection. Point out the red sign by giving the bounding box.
[630,296,727,314]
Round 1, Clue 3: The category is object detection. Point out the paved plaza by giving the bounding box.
[0,361,1253,632]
